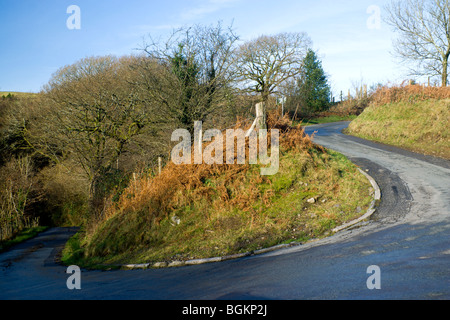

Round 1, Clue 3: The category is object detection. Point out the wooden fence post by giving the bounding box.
[255,102,267,130]
[158,157,162,175]
[246,102,267,138]
[194,121,202,164]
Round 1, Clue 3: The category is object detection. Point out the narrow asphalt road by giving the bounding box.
[1,122,449,300]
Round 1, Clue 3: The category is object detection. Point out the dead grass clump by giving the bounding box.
[267,109,322,152]
[104,110,318,221]
[371,82,450,106]
[328,97,372,116]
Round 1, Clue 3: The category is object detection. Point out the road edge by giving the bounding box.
[331,168,381,233]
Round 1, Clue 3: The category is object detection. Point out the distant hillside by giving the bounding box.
[0,91,39,99]
[347,85,450,160]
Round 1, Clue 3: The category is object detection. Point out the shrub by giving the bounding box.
[0,156,40,241]
[371,82,450,106]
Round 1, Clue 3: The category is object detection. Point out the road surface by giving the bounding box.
[1,122,449,300]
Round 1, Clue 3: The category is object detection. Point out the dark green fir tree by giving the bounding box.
[298,49,331,113]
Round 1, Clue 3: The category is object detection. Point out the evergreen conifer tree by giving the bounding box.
[298,49,331,114]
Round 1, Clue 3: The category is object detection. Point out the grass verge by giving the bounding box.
[62,114,374,269]
[347,99,450,159]
[63,150,373,269]
[296,115,357,127]
[0,226,49,252]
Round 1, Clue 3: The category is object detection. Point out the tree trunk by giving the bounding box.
[259,89,270,130]
[89,172,105,218]
[442,56,448,87]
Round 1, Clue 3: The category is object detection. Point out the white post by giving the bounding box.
[193,121,203,165]
[246,102,267,138]
[256,102,267,130]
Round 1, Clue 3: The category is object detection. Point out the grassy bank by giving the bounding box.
[347,86,450,160]
[62,115,374,269]
[0,226,49,252]
[297,115,357,127]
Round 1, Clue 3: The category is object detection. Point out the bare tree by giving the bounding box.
[41,55,159,213]
[385,0,450,86]
[141,22,239,134]
[235,32,312,103]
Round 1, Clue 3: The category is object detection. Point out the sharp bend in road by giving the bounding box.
[1,122,449,300]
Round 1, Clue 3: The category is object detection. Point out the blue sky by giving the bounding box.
[0,0,406,96]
